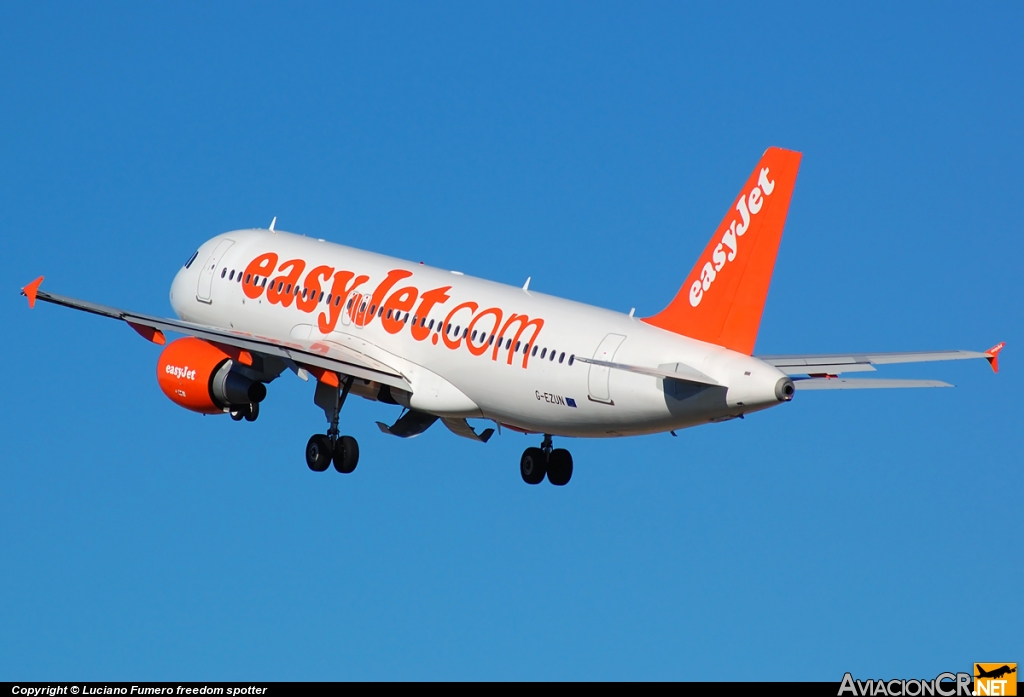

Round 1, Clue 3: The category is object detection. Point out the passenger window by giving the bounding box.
[488,335,494,346]
[335,296,341,306]
[244,274,251,284]
[505,339,512,350]
[387,309,393,319]
[515,341,521,352]
[550,351,555,361]
[347,297,354,310]
[428,319,435,330]
[220,268,227,278]
[318,291,324,302]
[532,345,538,357]
[229,270,235,281]
[472,330,478,341]
[568,355,574,366]
[558,352,565,363]
[261,278,268,288]
[540,348,547,359]
[286,284,292,293]
[370,304,376,315]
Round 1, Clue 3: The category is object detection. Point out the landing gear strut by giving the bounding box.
[305,376,360,474]
[520,434,573,486]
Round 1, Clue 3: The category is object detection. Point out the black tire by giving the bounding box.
[244,402,259,422]
[305,434,332,472]
[547,448,573,486]
[333,435,359,474]
[520,447,547,485]
[230,410,244,421]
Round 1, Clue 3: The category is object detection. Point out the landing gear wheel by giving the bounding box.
[244,402,259,422]
[520,447,547,485]
[305,434,332,472]
[333,435,359,474]
[547,448,573,486]
[230,409,244,421]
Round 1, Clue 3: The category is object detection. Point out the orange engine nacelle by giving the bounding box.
[156,337,266,415]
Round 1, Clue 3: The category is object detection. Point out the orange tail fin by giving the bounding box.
[643,147,802,355]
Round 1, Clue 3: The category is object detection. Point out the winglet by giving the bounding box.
[985,342,1005,373]
[21,276,44,308]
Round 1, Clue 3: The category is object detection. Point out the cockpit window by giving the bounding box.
[184,251,199,269]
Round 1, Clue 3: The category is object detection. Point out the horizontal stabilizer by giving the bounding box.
[793,378,952,390]
[759,347,1002,376]
[441,418,495,443]
[572,356,719,386]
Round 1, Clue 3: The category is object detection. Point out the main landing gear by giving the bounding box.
[229,402,259,422]
[520,434,573,486]
[306,376,360,474]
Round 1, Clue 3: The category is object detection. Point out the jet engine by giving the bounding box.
[156,337,266,418]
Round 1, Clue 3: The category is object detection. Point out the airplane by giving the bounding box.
[976,665,1017,680]
[20,147,1004,486]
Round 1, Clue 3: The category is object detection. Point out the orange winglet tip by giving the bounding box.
[127,322,166,345]
[304,365,340,387]
[985,341,1005,373]
[22,276,44,308]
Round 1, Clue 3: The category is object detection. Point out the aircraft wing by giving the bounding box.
[21,277,412,392]
[758,344,1004,378]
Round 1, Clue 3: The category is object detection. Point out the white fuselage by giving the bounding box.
[170,229,790,437]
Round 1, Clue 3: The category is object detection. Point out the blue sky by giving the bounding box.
[1,2,1020,680]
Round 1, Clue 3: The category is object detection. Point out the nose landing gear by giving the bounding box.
[520,434,573,486]
[305,375,361,474]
